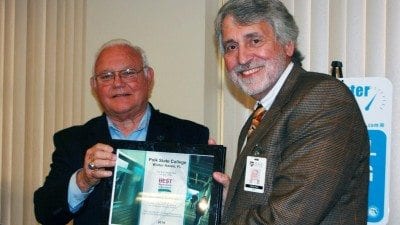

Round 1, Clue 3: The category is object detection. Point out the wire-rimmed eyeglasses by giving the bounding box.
[93,67,146,86]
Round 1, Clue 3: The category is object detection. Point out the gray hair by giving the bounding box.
[94,38,150,74]
[215,0,303,64]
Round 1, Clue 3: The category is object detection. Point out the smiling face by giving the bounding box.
[221,15,294,100]
[91,45,154,121]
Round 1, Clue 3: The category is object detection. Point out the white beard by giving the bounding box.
[228,51,288,97]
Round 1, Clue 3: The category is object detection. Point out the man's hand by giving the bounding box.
[208,138,216,145]
[213,172,230,207]
[76,143,117,192]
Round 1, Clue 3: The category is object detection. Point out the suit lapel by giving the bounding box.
[146,103,170,142]
[244,64,305,150]
[86,114,113,145]
[237,115,252,155]
[225,65,305,214]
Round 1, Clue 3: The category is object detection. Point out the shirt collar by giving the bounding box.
[107,104,151,140]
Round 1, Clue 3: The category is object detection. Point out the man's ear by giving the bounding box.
[145,67,155,86]
[90,76,97,89]
[284,42,295,57]
[90,77,99,99]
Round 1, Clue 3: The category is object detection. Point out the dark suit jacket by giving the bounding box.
[34,104,209,225]
[222,65,370,225]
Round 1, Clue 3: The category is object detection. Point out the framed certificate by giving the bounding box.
[108,140,226,225]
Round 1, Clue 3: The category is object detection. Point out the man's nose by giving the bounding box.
[237,47,252,65]
[112,72,124,85]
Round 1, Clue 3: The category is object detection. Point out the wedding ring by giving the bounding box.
[88,161,97,170]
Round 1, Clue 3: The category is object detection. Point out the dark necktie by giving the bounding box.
[247,104,266,139]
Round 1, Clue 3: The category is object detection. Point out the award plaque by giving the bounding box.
[108,140,226,225]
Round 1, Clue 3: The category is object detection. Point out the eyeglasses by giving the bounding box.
[94,67,145,85]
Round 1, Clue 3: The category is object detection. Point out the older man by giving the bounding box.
[212,0,370,224]
[34,39,209,225]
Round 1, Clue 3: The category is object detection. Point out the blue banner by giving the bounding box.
[342,77,392,225]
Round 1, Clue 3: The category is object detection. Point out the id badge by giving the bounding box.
[244,156,267,193]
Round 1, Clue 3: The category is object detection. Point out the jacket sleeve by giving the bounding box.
[34,130,81,224]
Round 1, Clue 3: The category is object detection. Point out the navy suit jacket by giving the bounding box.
[34,104,209,225]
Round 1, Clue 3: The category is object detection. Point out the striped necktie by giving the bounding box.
[247,104,266,139]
